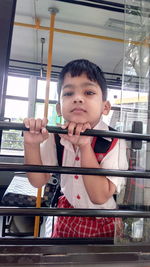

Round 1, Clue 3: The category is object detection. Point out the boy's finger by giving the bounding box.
[41,128,49,140]
[42,117,48,127]
[75,123,83,136]
[67,122,76,136]
[82,122,91,132]
[41,127,47,134]
[35,118,43,133]
[23,118,30,128]
[29,118,36,133]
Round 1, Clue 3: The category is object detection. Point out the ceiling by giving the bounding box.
[9,0,141,77]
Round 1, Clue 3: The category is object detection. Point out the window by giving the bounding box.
[36,79,62,125]
[1,75,29,155]
[37,80,58,100]
[6,76,29,97]
[1,76,61,156]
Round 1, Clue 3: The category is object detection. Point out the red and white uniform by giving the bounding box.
[40,119,128,238]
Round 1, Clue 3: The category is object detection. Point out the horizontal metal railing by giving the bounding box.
[0,163,149,178]
[0,207,150,217]
[0,121,149,220]
[0,121,149,140]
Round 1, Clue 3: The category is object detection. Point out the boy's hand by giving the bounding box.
[59,121,92,147]
[23,118,49,145]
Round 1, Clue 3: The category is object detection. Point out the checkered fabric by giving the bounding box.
[52,196,120,238]
[1,183,52,207]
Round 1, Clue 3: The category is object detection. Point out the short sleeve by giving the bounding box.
[100,139,128,193]
[40,133,58,166]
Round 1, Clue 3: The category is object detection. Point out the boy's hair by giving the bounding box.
[57,59,107,101]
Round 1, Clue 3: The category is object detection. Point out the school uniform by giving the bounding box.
[40,119,128,238]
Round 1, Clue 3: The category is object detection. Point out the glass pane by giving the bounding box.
[115,0,150,245]
[6,76,29,97]
[110,87,148,131]
[4,99,28,120]
[1,130,24,155]
[37,80,58,101]
[108,88,121,107]
[1,99,28,155]
[35,103,63,125]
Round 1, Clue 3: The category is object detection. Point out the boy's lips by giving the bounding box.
[71,108,86,113]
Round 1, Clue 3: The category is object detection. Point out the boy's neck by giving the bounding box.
[73,144,78,152]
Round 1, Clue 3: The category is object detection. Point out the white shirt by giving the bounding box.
[40,120,128,210]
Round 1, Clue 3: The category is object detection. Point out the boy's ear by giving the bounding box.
[102,101,111,115]
[56,103,61,116]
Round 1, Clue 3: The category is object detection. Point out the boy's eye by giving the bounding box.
[63,91,73,96]
[85,90,95,95]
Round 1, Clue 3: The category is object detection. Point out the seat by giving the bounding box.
[1,175,51,237]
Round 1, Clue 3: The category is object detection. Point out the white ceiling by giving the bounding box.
[10,0,127,75]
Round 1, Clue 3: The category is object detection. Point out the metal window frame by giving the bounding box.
[0,0,17,146]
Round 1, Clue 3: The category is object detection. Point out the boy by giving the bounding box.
[24,59,128,238]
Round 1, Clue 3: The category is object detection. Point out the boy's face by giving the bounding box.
[57,73,111,128]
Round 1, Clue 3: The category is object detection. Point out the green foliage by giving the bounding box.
[2,130,23,150]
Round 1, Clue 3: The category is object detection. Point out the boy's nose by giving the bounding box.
[73,95,84,103]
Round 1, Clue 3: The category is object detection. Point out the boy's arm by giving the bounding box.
[79,143,116,204]
[24,118,50,188]
[59,121,127,205]
[24,143,50,188]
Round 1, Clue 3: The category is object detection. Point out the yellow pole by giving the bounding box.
[14,21,150,46]
[33,7,58,237]
[14,21,125,43]
[44,8,58,118]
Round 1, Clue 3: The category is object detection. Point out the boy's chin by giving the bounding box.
[68,118,89,124]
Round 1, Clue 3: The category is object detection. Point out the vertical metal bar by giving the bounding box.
[44,8,58,118]
[0,0,17,145]
[40,38,45,78]
[34,7,58,238]
[28,76,37,118]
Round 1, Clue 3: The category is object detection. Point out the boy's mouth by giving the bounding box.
[71,108,86,113]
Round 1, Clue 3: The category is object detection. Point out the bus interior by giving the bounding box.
[0,0,150,266]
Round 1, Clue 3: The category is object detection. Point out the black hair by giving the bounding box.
[57,59,107,101]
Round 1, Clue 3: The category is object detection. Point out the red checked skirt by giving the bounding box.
[52,196,121,238]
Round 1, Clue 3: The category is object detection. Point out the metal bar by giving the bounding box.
[0,237,114,245]
[5,95,29,101]
[54,0,124,13]
[0,243,150,254]
[9,59,141,78]
[9,59,63,68]
[9,65,41,72]
[53,0,150,15]
[34,8,58,238]
[0,163,149,178]
[85,0,150,13]
[44,8,57,118]
[14,22,125,44]
[0,207,150,217]
[85,0,124,9]
[0,0,17,147]
[40,38,45,78]
[13,23,149,47]
[1,243,150,266]
[0,121,150,141]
